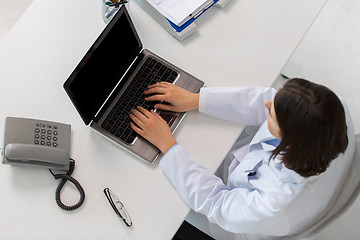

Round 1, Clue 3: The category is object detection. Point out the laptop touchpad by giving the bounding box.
[159,111,177,127]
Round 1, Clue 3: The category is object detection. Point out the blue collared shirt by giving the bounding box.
[228,120,310,189]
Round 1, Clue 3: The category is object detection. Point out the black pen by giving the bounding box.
[245,170,256,176]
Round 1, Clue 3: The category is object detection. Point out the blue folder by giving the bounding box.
[166,0,219,32]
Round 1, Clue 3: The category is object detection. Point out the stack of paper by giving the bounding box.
[146,0,212,27]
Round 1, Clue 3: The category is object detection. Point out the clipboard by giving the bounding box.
[166,0,218,32]
[134,0,231,40]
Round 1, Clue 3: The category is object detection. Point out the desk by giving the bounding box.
[0,0,325,239]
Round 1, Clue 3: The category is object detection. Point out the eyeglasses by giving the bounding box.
[104,188,132,227]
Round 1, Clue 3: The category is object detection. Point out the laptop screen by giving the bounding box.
[64,6,142,125]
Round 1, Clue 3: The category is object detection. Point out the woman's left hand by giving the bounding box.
[129,106,177,154]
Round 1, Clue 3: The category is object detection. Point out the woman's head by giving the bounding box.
[270,78,348,177]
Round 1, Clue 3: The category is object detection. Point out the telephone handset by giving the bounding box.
[2,117,71,170]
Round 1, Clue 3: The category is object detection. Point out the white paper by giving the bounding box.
[146,0,211,26]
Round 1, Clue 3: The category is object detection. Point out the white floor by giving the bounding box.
[282,0,360,239]
[0,0,33,41]
[1,0,359,239]
[186,0,360,239]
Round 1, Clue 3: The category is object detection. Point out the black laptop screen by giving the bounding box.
[64,6,142,125]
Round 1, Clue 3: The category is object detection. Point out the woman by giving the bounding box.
[129,78,350,238]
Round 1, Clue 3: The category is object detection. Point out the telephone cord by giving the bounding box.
[49,158,85,211]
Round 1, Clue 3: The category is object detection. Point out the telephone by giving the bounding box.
[2,117,85,211]
[2,117,71,170]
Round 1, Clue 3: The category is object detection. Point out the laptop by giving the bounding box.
[63,6,204,164]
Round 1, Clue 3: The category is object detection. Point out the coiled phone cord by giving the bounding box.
[49,158,85,211]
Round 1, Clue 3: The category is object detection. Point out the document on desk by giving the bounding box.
[146,0,213,27]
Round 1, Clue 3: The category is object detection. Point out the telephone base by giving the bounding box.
[2,117,71,170]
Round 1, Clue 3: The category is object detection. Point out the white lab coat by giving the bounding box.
[160,87,355,239]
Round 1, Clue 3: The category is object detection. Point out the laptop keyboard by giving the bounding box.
[100,57,178,145]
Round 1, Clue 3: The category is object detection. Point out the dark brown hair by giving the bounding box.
[271,78,348,177]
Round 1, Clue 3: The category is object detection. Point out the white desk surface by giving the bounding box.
[0,0,325,239]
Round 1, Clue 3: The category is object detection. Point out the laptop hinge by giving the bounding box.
[93,52,145,123]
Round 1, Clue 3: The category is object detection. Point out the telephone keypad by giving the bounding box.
[34,122,59,147]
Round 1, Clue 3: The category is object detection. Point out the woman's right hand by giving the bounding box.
[144,82,199,112]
